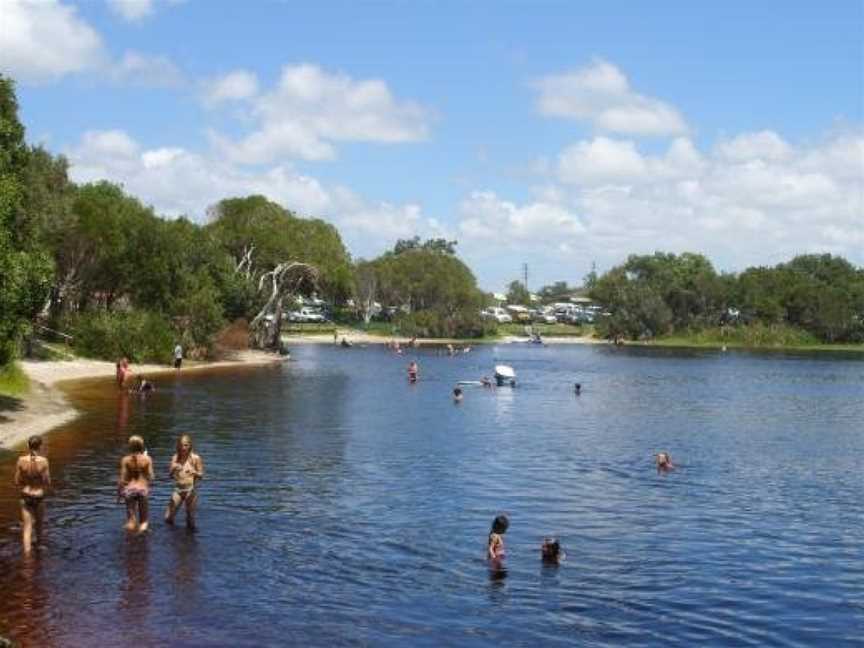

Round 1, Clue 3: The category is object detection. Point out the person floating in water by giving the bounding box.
[14,435,51,553]
[165,434,204,531]
[655,452,674,473]
[453,387,463,402]
[118,435,154,533]
[487,514,509,561]
[574,382,582,395]
[135,377,155,394]
[407,361,419,383]
[541,537,564,564]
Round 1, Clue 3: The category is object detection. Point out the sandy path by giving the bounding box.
[0,351,283,450]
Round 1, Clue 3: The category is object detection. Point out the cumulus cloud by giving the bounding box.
[202,70,259,105]
[0,0,105,82]
[106,0,185,22]
[108,51,185,87]
[67,129,444,258]
[212,63,432,163]
[457,130,864,277]
[533,59,688,136]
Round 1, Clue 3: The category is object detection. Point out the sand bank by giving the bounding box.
[0,351,283,450]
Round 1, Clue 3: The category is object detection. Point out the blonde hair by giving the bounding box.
[128,435,145,453]
[176,434,193,456]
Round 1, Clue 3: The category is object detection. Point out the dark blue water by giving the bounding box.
[1,344,863,647]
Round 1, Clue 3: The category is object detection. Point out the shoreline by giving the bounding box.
[284,331,605,346]
[0,350,284,451]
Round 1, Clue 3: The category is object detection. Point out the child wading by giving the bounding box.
[165,434,204,530]
[487,514,509,561]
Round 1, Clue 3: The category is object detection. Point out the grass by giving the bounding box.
[652,324,864,353]
[0,362,30,397]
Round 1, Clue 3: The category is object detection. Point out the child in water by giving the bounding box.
[541,537,564,564]
[487,514,509,560]
[655,452,674,472]
[407,361,419,383]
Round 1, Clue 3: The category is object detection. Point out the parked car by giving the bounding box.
[481,307,512,323]
[288,307,327,323]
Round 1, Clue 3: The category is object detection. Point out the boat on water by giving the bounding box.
[494,364,516,387]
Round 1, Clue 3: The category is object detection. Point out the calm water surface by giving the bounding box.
[0,344,862,647]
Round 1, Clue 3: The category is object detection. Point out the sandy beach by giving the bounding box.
[0,351,283,450]
[285,330,605,346]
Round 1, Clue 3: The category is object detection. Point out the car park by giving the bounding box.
[481,307,513,323]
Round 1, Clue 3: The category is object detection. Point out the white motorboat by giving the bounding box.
[494,364,516,386]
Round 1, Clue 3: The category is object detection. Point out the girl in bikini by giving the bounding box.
[164,434,204,530]
[118,435,154,533]
[487,514,509,561]
[14,435,51,553]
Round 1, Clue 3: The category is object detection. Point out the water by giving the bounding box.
[0,344,862,647]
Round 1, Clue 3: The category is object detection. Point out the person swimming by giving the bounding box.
[655,452,674,472]
[14,435,51,553]
[407,361,419,383]
[487,514,509,561]
[541,537,564,564]
[165,434,204,531]
[135,377,155,394]
[118,435,154,533]
[453,387,463,402]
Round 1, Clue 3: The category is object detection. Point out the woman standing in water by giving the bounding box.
[164,434,204,530]
[118,435,154,533]
[14,435,51,553]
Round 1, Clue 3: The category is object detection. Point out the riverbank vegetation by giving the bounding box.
[0,74,861,375]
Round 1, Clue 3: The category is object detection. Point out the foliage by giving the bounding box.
[393,236,458,255]
[0,361,29,397]
[394,307,497,339]
[506,280,530,305]
[68,310,175,364]
[536,280,575,303]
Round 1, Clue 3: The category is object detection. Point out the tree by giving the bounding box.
[506,280,530,305]
[354,260,379,325]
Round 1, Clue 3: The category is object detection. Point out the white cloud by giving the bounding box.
[66,129,444,259]
[213,63,432,163]
[106,0,184,22]
[202,70,259,105]
[533,59,688,136]
[0,0,105,82]
[715,130,792,161]
[108,51,185,87]
[457,130,864,277]
[106,0,154,21]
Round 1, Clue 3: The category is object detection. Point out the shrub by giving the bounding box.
[395,308,496,339]
[69,310,175,364]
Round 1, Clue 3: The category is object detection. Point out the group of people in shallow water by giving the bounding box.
[486,514,564,569]
[13,432,204,552]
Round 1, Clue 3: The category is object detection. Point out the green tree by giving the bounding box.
[506,279,530,305]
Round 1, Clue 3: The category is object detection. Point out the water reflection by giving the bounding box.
[118,535,151,626]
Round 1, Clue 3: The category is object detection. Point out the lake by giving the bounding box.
[0,343,862,647]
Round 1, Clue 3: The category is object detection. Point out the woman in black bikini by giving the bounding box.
[164,434,204,530]
[14,435,51,553]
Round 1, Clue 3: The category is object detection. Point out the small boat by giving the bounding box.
[494,364,516,387]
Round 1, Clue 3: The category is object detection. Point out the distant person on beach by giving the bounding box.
[487,514,509,561]
[165,434,204,531]
[541,537,564,564]
[116,357,130,388]
[453,387,463,402]
[14,435,51,553]
[173,343,183,369]
[118,435,154,533]
[655,452,674,473]
[407,361,419,383]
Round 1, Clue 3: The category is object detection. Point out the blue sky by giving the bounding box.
[3,0,862,291]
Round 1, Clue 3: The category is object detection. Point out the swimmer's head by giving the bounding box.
[128,435,145,453]
[176,434,193,454]
[541,537,561,561]
[491,514,509,535]
[656,452,672,467]
[28,435,43,451]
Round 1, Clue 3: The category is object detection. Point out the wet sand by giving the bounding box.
[0,351,283,450]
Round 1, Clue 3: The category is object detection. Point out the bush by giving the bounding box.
[395,308,496,339]
[69,310,175,364]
